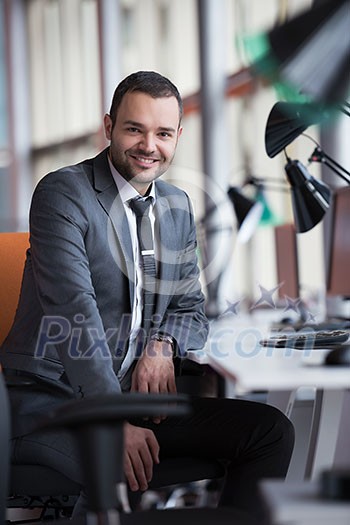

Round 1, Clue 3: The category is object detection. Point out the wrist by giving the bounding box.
[150,333,175,354]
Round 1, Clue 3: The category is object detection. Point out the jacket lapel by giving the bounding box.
[92,149,135,305]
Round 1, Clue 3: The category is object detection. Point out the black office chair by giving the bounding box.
[27,392,258,525]
[2,373,78,523]
[5,372,225,521]
[8,465,80,520]
[8,451,225,521]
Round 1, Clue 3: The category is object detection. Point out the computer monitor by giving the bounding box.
[327,186,350,298]
[274,223,300,300]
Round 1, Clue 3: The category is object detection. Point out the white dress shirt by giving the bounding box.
[107,157,156,382]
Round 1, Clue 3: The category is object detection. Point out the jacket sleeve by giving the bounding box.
[30,175,121,399]
[155,193,209,356]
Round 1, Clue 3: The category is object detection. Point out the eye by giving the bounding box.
[159,131,172,138]
[127,127,140,133]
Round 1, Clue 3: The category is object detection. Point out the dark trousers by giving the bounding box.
[11,396,294,522]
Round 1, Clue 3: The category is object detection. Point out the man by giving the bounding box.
[1,71,294,520]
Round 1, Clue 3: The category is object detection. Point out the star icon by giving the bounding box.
[251,284,282,310]
[284,296,302,314]
[303,310,318,323]
[220,299,240,317]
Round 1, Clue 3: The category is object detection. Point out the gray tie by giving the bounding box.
[129,197,157,331]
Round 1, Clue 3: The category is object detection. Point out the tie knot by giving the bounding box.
[129,197,152,217]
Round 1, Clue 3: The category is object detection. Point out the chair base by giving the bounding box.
[9,465,80,521]
[26,507,259,525]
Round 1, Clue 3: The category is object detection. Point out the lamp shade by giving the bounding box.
[265,101,330,158]
[285,159,332,233]
[227,186,263,243]
[244,0,350,106]
[270,0,350,105]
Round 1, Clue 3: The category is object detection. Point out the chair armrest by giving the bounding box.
[39,392,192,430]
[34,392,192,514]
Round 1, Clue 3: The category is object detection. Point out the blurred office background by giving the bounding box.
[0,0,349,314]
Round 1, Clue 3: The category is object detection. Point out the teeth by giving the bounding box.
[135,157,155,164]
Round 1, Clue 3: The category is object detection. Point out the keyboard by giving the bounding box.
[259,329,350,349]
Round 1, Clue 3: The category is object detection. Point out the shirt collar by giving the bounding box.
[107,153,156,204]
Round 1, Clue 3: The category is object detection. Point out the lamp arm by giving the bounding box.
[322,160,350,185]
[247,175,285,184]
[309,147,350,184]
[198,199,226,226]
[245,176,289,191]
[262,185,290,193]
[320,151,350,177]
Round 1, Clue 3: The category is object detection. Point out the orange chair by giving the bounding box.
[0,232,29,347]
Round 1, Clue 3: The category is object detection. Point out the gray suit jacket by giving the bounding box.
[1,149,208,414]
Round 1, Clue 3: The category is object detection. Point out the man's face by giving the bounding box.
[104,92,183,195]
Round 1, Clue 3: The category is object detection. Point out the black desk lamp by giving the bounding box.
[243,167,331,234]
[264,101,330,160]
[284,158,332,233]
[227,186,263,243]
[199,186,263,317]
[264,101,350,232]
[200,186,263,240]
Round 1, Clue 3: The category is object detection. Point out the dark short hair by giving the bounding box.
[108,71,183,128]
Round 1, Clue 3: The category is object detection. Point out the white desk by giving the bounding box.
[192,314,350,394]
[260,480,350,525]
[189,313,350,480]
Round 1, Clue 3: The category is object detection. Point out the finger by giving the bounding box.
[152,380,164,423]
[138,444,155,482]
[152,374,175,422]
[146,431,160,464]
[136,372,151,394]
[168,374,177,394]
[131,370,149,394]
[129,451,149,492]
[138,382,150,394]
[154,369,173,394]
[148,379,160,394]
[158,377,169,394]
[155,375,176,421]
[147,381,162,423]
[124,454,139,492]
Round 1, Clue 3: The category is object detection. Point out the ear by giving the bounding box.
[104,114,113,141]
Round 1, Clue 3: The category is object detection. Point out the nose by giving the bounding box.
[140,133,156,153]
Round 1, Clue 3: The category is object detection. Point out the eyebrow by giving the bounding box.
[123,120,176,134]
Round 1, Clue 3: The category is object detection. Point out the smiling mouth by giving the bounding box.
[130,155,159,165]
